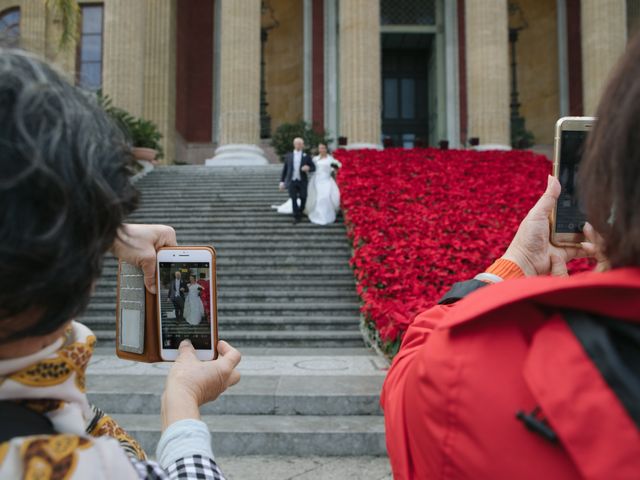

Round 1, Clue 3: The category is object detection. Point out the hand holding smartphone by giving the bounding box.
[116,246,218,362]
[550,116,594,247]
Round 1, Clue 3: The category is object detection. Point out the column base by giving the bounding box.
[205,144,268,166]
[472,144,512,151]
[345,143,383,150]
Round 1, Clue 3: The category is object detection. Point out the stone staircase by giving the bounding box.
[84,165,388,461]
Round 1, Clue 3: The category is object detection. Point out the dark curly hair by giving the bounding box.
[580,32,640,267]
[0,50,139,342]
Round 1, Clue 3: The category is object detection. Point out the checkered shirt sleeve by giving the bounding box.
[130,455,225,480]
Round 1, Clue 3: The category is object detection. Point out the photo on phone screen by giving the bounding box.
[159,262,212,350]
[556,130,588,233]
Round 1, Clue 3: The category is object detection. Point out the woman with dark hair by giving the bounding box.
[381,35,640,479]
[0,50,239,479]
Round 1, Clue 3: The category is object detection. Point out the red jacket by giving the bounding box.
[381,268,640,480]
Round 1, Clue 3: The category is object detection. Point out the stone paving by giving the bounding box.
[217,456,392,480]
[88,352,389,377]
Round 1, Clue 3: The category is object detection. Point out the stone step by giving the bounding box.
[136,191,288,197]
[129,204,304,211]
[217,317,360,331]
[111,414,386,456]
[101,252,352,266]
[91,329,365,347]
[83,302,360,316]
[135,225,346,233]
[95,278,357,289]
[82,315,361,330]
[90,289,359,302]
[129,217,345,225]
[87,374,383,416]
[133,233,349,241]
[128,205,340,212]
[135,195,309,202]
[176,240,352,248]
[100,267,355,278]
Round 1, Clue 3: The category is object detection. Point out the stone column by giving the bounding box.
[581,0,627,116]
[101,0,145,116]
[338,0,381,149]
[19,0,47,56]
[207,0,266,166]
[45,6,77,80]
[143,0,177,164]
[465,0,510,147]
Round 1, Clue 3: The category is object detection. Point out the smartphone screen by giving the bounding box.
[159,261,213,350]
[555,130,588,233]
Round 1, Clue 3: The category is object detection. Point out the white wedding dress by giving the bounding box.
[183,283,204,325]
[272,155,341,224]
[308,156,341,225]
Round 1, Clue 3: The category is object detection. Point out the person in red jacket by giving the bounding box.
[381,35,640,480]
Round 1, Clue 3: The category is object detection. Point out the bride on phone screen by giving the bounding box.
[183,274,205,325]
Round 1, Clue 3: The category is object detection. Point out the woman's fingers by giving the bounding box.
[530,175,561,220]
[583,222,605,247]
[116,224,177,294]
[177,339,198,361]
[581,222,610,272]
[579,241,599,257]
[550,254,568,277]
[218,340,242,368]
[227,369,241,387]
[141,249,159,294]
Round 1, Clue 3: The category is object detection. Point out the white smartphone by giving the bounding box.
[156,246,218,361]
[550,116,594,247]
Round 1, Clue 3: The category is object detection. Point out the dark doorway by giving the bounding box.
[382,34,432,148]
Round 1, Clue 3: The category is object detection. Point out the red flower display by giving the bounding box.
[335,148,592,354]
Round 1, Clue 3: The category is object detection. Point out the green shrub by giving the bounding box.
[95,90,164,159]
[271,121,332,159]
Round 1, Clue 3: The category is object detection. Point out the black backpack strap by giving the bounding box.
[438,279,488,305]
[564,310,640,429]
[0,400,56,443]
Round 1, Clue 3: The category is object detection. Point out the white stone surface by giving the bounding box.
[472,144,512,151]
[88,354,389,377]
[217,455,392,480]
[206,144,268,166]
[345,143,383,151]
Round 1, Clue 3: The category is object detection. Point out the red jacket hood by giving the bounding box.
[440,267,640,330]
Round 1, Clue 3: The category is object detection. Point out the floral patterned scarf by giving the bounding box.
[0,321,145,479]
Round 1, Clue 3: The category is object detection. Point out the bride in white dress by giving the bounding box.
[183,275,204,325]
[272,143,341,224]
[307,143,341,225]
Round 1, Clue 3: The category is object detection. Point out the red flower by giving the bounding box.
[336,148,593,350]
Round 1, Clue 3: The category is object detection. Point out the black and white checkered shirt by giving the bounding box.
[131,455,225,480]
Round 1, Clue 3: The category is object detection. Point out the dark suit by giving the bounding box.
[281,151,315,220]
[167,277,188,321]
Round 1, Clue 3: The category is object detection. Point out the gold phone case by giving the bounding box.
[550,116,594,247]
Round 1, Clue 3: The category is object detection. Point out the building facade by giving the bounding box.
[1,0,639,164]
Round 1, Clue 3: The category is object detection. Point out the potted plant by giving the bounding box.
[95,91,164,163]
[128,118,164,163]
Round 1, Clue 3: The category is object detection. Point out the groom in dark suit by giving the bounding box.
[279,137,316,224]
[167,270,188,321]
